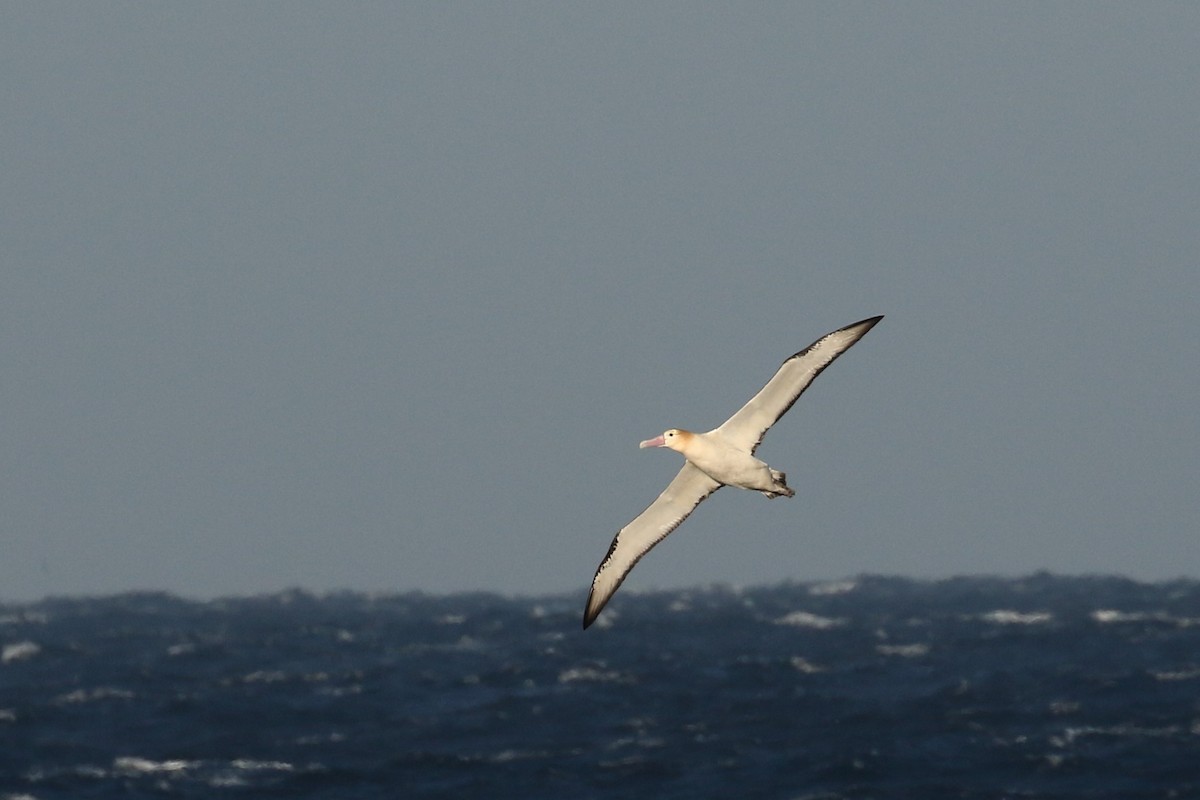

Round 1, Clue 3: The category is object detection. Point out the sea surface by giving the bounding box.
[3,574,1200,799]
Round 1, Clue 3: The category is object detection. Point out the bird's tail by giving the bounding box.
[764,470,795,499]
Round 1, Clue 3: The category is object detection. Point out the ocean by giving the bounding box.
[2,574,1199,799]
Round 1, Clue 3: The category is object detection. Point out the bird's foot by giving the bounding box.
[768,470,796,498]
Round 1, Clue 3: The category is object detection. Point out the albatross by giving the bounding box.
[583,316,883,629]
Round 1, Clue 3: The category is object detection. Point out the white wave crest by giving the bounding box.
[113,757,195,775]
[1,641,40,663]
[55,687,135,704]
[230,759,294,772]
[789,656,824,673]
[876,643,929,657]
[808,580,857,596]
[980,610,1054,625]
[1153,667,1200,682]
[1092,609,1200,627]
[774,611,846,629]
[558,666,632,684]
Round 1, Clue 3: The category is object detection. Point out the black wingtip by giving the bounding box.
[582,597,601,630]
[836,315,884,344]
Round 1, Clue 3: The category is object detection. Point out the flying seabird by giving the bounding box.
[583,316,883,629]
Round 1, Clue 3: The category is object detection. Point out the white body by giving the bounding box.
[583,315,883,629]
[642,428,791,498]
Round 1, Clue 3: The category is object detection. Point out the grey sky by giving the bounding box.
[2,4,1197,601]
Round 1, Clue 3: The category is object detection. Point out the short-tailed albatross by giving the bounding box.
[583,316,883,629]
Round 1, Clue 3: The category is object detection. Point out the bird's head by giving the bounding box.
[639,428,691,453]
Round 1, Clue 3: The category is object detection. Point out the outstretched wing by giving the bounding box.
[583,463,721,628]
[716,316,882,453]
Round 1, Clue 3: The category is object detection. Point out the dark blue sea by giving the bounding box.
[3,575,1200,799]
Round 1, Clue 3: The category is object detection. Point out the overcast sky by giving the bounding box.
[2,4,1197,602]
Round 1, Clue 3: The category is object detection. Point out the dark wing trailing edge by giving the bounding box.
[583,463,721,629]
[716,316,883,453]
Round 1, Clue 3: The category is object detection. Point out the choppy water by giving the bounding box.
[3,574,1200,799]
